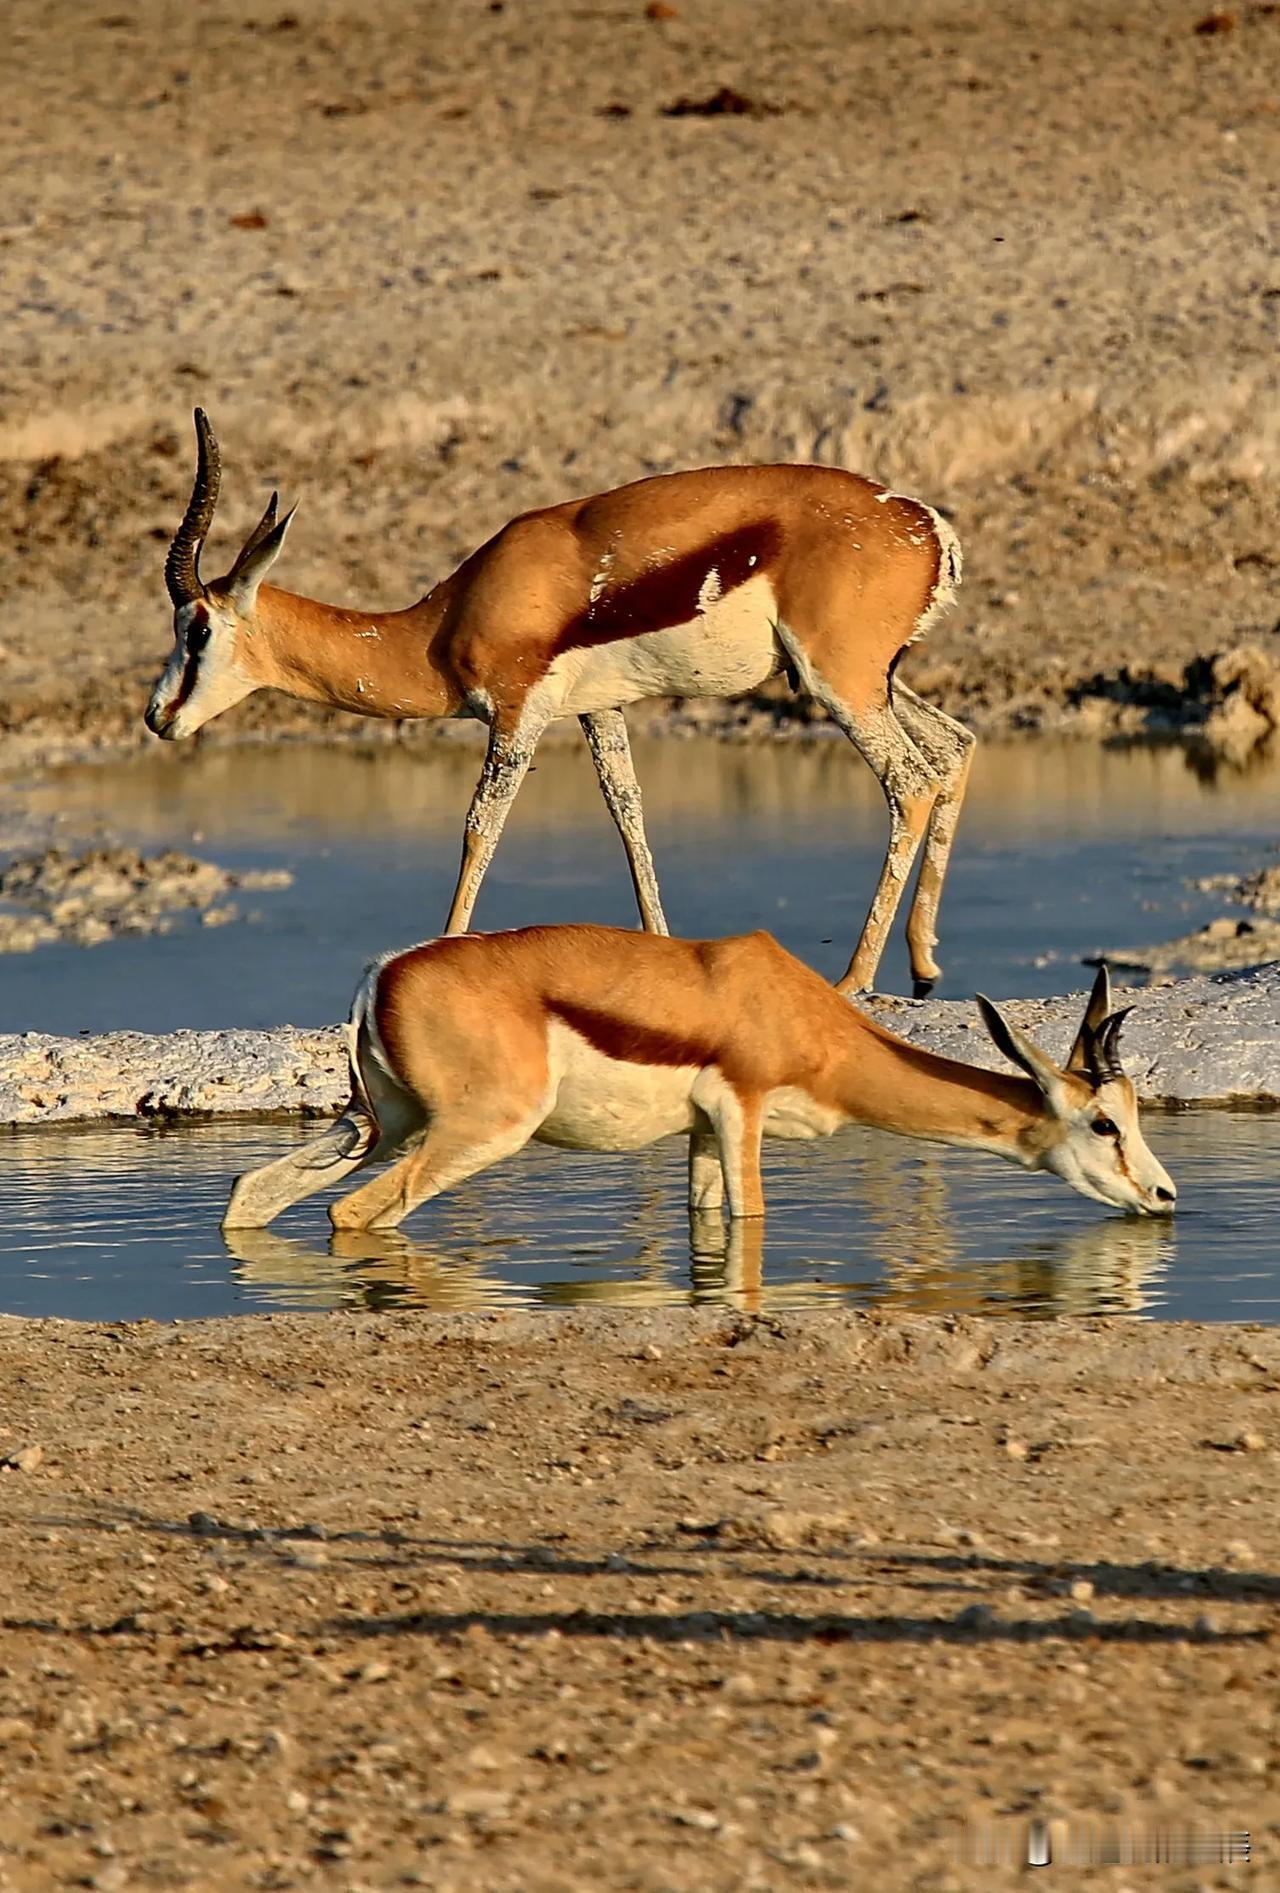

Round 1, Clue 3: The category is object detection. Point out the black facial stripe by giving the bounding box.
[169,646,204,717]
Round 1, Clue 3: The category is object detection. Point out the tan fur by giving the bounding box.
[223,928,1176,1234]
[151,436,968,991]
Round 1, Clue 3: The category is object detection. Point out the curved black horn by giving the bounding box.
[164,408,222,607]
[1093,1006,1134,1083]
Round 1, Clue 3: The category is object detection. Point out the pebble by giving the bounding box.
[1,1444,43,1473]
[445,1787,513,1819]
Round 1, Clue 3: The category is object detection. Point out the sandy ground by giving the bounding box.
[4,11,1280,1886]
[1,1307,1278,1892]
[3,0,1280,765]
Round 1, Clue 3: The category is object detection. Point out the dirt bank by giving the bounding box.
[0,1306,1276,1891]
[3,0,1280,770]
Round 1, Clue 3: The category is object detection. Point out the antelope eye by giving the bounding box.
[1091,1115,1119,1138]
[187,620,211,656]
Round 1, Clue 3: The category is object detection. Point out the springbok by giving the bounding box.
[147,411,969,994]
[222,937,1175,1232]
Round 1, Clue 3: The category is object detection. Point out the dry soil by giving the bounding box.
[2,0,1280,763]
[1,1308,1278,1892]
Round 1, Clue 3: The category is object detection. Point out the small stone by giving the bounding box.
[1004,1438,1029,1461]
[187,1511,221,1535]
[445,1787,513,1819]
[672,1807,720,1829]
[640,1343,662,1361]
[198,1572,230,1596]
[1069,1579,1095,1604]
[2,1444,43,1473]
[1235,1431,1266,1453]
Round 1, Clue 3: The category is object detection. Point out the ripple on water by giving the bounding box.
[0,1110,1276,1324]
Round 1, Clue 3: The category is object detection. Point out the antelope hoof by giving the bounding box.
[328,1200,371,1232]
[912,976,937,1000]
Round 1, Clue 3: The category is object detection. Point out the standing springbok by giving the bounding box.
[148,412,969,994]
[222,939,1175,1231]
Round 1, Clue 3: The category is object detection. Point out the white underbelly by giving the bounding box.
[536,1023,701,1151]
[558,573,782,716]
[761,1085,844,1141]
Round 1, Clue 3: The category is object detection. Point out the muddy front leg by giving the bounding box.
[580,709,669,934]
[222,1113,376,1229]
[444,711,549,934]
[688,1120,725,1212]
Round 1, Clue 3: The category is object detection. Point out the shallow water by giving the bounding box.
[1,1109,1275,1324]
[3,735,1277,1326]
[2,735,1277,1034]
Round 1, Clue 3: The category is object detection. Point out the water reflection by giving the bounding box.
[219,1161,1175,1319]
[0,1112,1268,1324]
[5,736,1280,1033]
[18,733,1280,849]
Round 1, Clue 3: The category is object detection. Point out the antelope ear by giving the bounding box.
[1066,961,1113,1074]
[227,490,279,579]
[975,994,1069,1102]
[225,503,296,614]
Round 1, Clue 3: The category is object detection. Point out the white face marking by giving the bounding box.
[696,567,723,614]
[146,598,257,739]
[1041,1081,1175,1217]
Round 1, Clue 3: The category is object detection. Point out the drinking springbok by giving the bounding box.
[148,411,968,994]
[222,939,1174,1231]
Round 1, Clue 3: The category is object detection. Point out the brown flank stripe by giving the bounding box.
[549,999,715,1069]
[553,519,782,658]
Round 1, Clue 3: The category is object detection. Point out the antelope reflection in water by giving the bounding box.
[849,1142,1176,1317]
[221,1142,1173,1318]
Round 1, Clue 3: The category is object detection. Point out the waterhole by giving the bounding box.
[0,1110,1274,1323]
[1,734,1276,1324]
[3,735,1277,1032]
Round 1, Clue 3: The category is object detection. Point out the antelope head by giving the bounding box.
[976,965,1176,1216]
[146,410,295,740]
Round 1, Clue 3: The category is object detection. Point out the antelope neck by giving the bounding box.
[251,585,462,720]
[831,1019,1047,1163]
